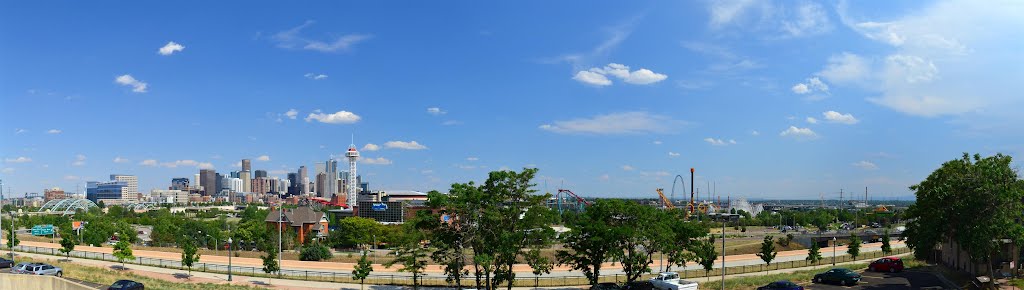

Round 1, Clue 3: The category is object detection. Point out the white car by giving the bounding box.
[649,272,699,290]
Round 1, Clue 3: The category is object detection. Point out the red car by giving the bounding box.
[868,257,904,273]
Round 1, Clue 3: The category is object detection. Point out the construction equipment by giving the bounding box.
[656,188,674,209]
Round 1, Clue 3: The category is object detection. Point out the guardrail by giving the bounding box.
[9,244,909,287]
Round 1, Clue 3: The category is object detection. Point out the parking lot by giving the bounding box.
[806,269,948,289]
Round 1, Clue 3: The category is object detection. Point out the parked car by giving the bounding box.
[869,257,905,273]
[623,281,655,290]
[108,279,145,290]
[813,268,861,286]
[591,282,623,290]
[0,257,14,268]
[10,262,36,274]
[25,263,63,276]
[757,280,804,290]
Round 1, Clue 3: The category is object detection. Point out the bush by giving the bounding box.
[299,244,333,261]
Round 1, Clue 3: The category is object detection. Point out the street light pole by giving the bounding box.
[832,236,837,266]
[721,215,727,290]
[227,236,233,282]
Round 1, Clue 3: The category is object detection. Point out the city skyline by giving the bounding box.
[2,1,1024,199]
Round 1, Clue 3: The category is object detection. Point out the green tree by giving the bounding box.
[881,230,892,255]
[905,152,1024,280]
[556,200,621,286]
[181,239,200,278]
[479,168,555,290]
[330,217,383,249]
[615,200,670,283]
[524,247,552,289]
[352,252,373,290]
[693,237,718,282]
[847,234,861,260]
[385,233,429,290]
[261,244,280,284]
[662,211,708,272]
[420,186,481,288]
[806,241,823,268]
[757,236,777,272]
[58,231,75,260]
[6,222,19,252]
[112,240,134,270]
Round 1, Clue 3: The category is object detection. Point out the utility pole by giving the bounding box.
[721,214,727,290]
[278,204,283,276]
[0,179,4,255]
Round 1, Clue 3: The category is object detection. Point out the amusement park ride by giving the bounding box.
[554,167,717,217]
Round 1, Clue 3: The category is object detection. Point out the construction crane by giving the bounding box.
[656,188,674,209]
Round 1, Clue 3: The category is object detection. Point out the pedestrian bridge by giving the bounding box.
[35,198,98,216]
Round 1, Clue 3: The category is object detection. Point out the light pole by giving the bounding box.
[278,205,283,276]
[227,236,233,282]
[832,236,837,266]
[721,214,727,290]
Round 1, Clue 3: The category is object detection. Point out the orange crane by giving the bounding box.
[656,188,674,209]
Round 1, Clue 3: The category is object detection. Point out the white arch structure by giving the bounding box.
[37,198,98,215]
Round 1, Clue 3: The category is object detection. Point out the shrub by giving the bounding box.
[299,244,333,261]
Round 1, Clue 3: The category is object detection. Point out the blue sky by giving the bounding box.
[2,1,1023,200]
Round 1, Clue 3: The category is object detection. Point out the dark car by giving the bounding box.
[813,268,862,286]
[623,281,655,290]
[0,257,13,268]
[591,282,622,290]
[108,280,145,290]
[757,280,804,290]
[869,257,904,273]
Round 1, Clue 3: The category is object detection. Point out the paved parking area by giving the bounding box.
[806,269,949,289]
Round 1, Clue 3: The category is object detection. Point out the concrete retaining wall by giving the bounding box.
[0,273,94,290]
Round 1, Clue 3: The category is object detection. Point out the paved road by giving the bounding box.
[805,268,949,290]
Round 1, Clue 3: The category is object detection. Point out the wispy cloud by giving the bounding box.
[362,143,380,151]
[426,107,446,116]
[113,157,130,163]
[72,154,87,166]
[46,129,62,134]
[115,74,148,93]
[272,20,372,53]
[852,160,878,170]
[4,157,32,163]
[708,0,832,38]
[304,73,328,80]
[158,41,185,55]
[668,152,681,157]
[256,155,271,161]
[362,157,392,165]
[704,138,737,146]
[384,141,427,150]
[823,110,859,124]
[780,126,817,138]
[305,109,361,124]
[284,109,298,120]
[540,112,686,135]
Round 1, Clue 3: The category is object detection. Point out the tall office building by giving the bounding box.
[254,170,267,179]
[240,170,251,192]
[324,159,339,199]
[242,159,251,172]
[86,181,127,204]
[298,166,308,195]
[170,178,190,190]
[315,172,327,197]
[287,173,299,196]
[221,175,243,192]
[110,174,138,201]
[199,169,217,196]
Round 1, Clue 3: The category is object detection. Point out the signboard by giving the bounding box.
[31,224,55,236]
[72,221,84,231]
[371,203,388,211]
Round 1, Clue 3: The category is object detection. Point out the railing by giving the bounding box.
[9,245,909,287]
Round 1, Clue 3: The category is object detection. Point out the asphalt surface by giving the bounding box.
[805,268,949,290]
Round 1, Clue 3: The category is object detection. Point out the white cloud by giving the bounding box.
[115,74,148,93]
[113,157,129,163]
[780,2,832,37]
[256,155,271,161]
[361,157,393,165]
[284,109,298,120]
[708,0,759,28]
[64,175,79,180]
[780,126,817,138]
[269,169,290,175]
[441,120,461,126]
[47,129,62,134]
[834,0,1023,118]
[652,140,663,145]
[14,129,27,134]
[791,77,829,97]
[572,70,612,86]
[816,52,871,85]
[305,109,361,124]
[362,143,380,151]
[466,157,479,161]
[709,1,831,38]
[160,160,199,168]
[384,141,427,150]
[823,110,859,124]
[304,73,328,80]
[751,130,760,136]
[806,117,818,124]
[574,63,668,86]
[622,165,635,171]
[704,138,736,146]
[852,160,878,170]
[599,174,610,181]
[1,168,13,173]
[157,41,185,55]
[668,152,681,157]
[272,21,371,53]
[139,159,158,166]
[791,83,809,94]
[426,107,447,116]
[198,162,215,169]
[539,112,686,135]
[72,154,86,166]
